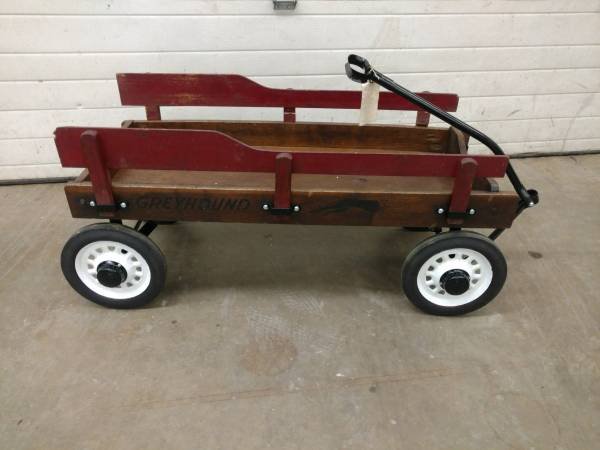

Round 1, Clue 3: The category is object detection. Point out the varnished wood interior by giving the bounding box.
[120,120,496,188]
[124,120,455,153]
[78,169,494,194]
[112,170,456,193]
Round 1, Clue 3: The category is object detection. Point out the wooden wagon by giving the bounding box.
[55,55,537,315]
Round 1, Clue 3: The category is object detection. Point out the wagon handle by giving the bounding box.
[345,54,538,210]
[345,54,374,83]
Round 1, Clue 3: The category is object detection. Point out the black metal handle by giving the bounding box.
[345,54,538,209]
[345,54,372,83]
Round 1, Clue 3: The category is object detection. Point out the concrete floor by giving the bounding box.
[0,155,599,450]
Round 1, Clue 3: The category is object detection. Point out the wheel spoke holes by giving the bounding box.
[74,240,152,300]
[402,232,507,315]
[62,224,167,308]
[415,248,494,307]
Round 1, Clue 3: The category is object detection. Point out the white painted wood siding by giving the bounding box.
[1,1,599,180]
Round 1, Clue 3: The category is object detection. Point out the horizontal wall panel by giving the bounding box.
[2,0,600,15]
[467,117,600,142]
[469,137,600,154]
[2,46,599,82]
[0,138,58,165]
[0,108,147,140]
[253,70,600,97]
[2,73,599,113]
[2,14,599,53]
[0,164,79,181]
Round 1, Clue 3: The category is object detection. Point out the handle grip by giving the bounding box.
[345,54,374,84]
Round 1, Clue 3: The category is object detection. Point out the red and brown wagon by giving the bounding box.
[55,55,538,315]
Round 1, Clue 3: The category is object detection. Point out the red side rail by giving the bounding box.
[117,73,459,126]
[56,127,508,220]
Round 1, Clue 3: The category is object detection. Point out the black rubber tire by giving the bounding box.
[61,223,167,309]
[401,231,507,316]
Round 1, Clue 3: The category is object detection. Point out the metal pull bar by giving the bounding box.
[345,54,539,210]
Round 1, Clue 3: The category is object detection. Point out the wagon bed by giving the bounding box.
[61,120,518,229]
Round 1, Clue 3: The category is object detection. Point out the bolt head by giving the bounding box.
[468,208,476,215]
[119,201,127,209]
[89,200,96,207]
[437,208,445,214]
[262,204,269,211]
[293,205,301,212]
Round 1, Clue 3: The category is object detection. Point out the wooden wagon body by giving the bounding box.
[54,55,537,315]
[56,72,519,230]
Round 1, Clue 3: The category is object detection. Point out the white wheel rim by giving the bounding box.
[416,248,493,307]
[74,240,151,300]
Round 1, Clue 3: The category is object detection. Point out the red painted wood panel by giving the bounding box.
[274,153,292,209]
[117,73,459,112]
[80,130,114,206]
[55,127,508,178]
[448,158,479,224]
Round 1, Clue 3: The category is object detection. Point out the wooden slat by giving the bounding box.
[447,127,469,154]
[117,73,459,112]
[54,126,509,178]
[144,105,161,120]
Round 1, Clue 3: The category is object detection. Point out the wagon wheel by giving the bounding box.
[401,231,506,316]
[61,223,167,309]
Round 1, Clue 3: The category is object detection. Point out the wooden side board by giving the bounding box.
[55,127,508,178]
[117,73,459,112]
[64,170,520,228]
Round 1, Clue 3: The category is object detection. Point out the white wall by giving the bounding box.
[1,0,599,181]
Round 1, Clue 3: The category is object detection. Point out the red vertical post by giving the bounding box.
[274,153,292,209]
[415,91,431,126]
[145,105,162,120]
[415,110,430,126]
[283,107,296,123]
[447,158,478,225]
[80,130,115,214]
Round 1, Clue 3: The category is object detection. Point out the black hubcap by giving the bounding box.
[440,269,470,295]
[96,261,127,288]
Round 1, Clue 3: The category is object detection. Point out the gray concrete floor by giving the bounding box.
[0,155,599,450]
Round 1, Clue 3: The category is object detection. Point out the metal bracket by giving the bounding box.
[436,207,476,221]
[83,198,129,213]
[273,0,297,10]
[262,203,301,215]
